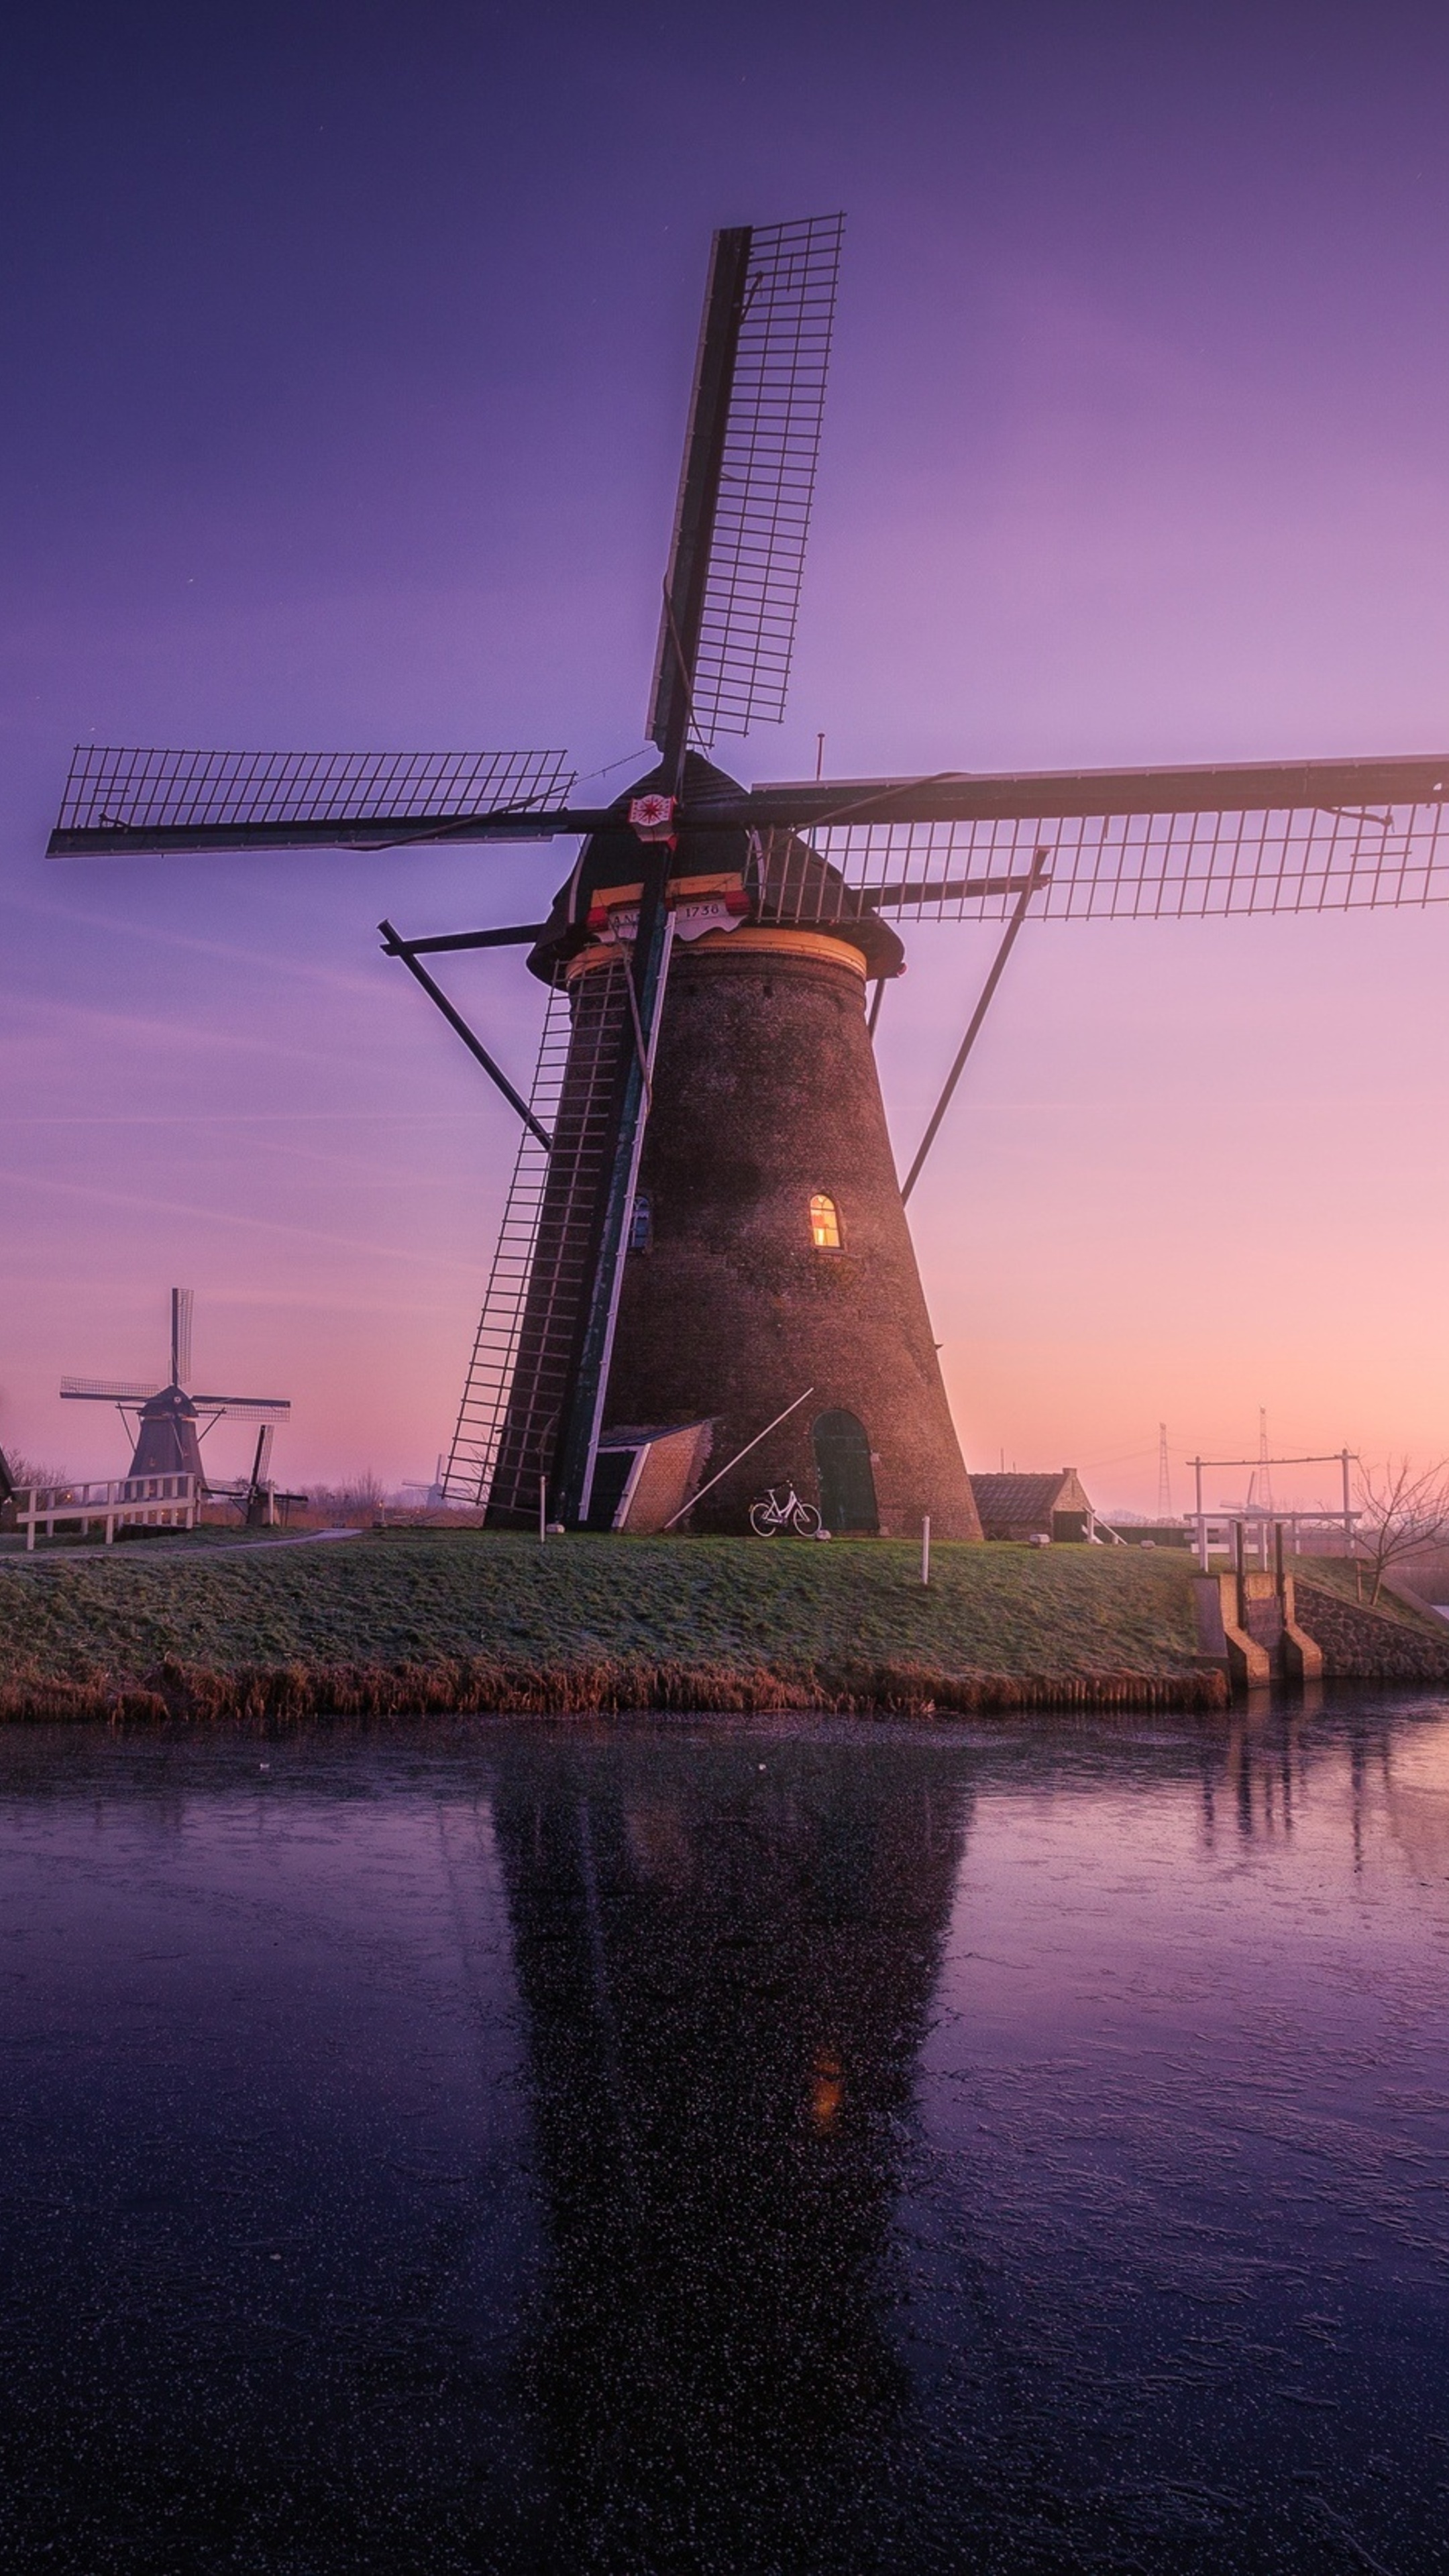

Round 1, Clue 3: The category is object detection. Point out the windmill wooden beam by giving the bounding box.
[729,751,1449,828]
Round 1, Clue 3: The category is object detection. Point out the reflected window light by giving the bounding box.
[629,1194,652,1252]
[810,1192,841,1250]
[810,2048,843,2131]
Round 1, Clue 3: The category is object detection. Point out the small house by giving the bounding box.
[588,1421,714,1534]
[968,1468,1096,1544]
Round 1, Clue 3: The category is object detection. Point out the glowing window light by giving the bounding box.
[810,1193,841,1250]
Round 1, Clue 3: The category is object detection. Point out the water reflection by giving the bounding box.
[491,1736,967,2568]
[0,1703,1443,2571]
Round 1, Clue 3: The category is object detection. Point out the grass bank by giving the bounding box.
[0,1532,1226,1722]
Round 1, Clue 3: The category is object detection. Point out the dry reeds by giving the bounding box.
[0,1652,1230,1727]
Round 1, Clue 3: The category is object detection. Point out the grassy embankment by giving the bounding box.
[0,1531,1228,1722]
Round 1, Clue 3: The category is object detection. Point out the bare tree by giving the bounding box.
[0,1395,64,1497]
[303,1470,387,1528]
[0,1449,66,1532]
[0,1448,66,1495]
[9,1454,67,1488]
[1354,1457,1449,1606]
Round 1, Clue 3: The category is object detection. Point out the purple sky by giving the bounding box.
[7,0,1449,1511]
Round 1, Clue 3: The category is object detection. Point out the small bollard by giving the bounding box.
[922,1515,931,1587]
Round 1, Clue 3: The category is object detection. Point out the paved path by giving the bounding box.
[0,1527,366,1571]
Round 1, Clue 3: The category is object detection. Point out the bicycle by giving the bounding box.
[749,1483,824,1538]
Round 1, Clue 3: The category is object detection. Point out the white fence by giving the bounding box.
[1189,1509,1359,1573]
[15,1473,199,1551]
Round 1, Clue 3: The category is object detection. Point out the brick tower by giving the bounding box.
[494,758,980,1539]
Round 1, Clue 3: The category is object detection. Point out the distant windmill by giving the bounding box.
[47,217,1449,1536]
[60,1289,290,1487]
[402,1455,449,1509]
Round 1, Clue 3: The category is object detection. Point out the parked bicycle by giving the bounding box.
[749,1483,824,1538]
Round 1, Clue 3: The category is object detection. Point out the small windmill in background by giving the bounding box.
[60,1289,291,1493]
[1245,1409,1276,1517]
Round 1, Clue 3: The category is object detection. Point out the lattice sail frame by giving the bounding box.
[56,746,574,837]
[689,213,845,745]
[755,799,1449,926]
[443,985,573,1509]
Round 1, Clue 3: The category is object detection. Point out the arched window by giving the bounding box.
[628,1193,652,1252]
[809,1192,841,1250]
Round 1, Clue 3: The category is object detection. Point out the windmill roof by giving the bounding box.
[140,1383,198,1418]
[528,750,904,983]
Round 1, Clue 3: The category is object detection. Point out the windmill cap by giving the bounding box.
[142,1385,199,1419]
[527,751,904,984]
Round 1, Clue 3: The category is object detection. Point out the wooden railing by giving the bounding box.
[15,1474,199,1552]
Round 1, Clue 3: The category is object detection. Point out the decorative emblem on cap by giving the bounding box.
[628,793,678,843]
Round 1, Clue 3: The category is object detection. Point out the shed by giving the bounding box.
[968,1468,1095,1544]
[587,1421,714,1534]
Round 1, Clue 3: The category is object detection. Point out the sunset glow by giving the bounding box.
[7,3,1449,1511]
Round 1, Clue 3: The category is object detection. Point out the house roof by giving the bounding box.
[968,1471,1081,1525]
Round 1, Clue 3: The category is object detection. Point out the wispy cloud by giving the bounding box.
[0,1167,483,1274]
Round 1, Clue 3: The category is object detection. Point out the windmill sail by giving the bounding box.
[50,748,575,855]
[60,1379,163,1403]
[187,1396,291,1417]
[443,984,574,1508]
[810,802,1449,922]
[741,756,1449,926]
[172,1288,193,1389]
[649,214,845,759]
[446,961,641,1519]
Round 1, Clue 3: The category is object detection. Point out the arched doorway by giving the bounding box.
[812,1410,879,1535]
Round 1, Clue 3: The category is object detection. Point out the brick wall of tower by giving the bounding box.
[601,932,981,1539]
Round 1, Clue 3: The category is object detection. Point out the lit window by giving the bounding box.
[810,1193,841,1250]
[628,1194,652,1252]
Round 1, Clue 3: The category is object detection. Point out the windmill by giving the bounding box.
[47,217,1449,1537]
[60,1287,290,1489]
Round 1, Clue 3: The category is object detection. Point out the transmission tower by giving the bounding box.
[1157,1423,1173,1521]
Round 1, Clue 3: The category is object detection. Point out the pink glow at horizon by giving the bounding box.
[7,1,1449,1516]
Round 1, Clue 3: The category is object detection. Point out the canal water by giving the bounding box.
[0,1703,1445,2573]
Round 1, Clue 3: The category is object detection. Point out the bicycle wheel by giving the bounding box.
[789,1501,822,1536]
[749,1501,779,1536]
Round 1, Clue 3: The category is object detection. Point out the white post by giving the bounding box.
[921,1515,931,1587]
[540,1474,547,1544]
